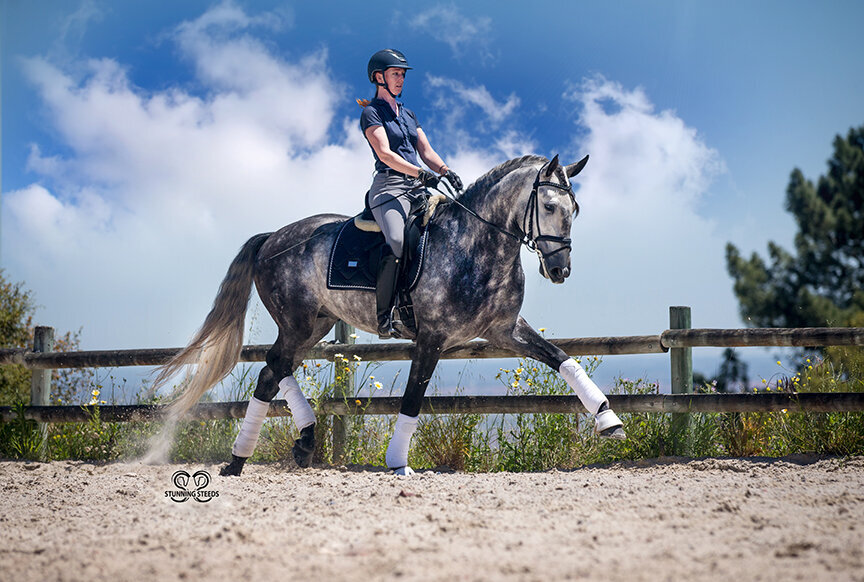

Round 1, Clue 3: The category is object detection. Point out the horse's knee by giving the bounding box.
[253,366,279,402]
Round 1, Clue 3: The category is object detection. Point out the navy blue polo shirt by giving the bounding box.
[360,98,422,173]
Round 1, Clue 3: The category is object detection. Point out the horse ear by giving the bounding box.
[566,155,589,178]
[545,154,560,178]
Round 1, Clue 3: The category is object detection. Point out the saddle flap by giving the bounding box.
[327,219,430,292]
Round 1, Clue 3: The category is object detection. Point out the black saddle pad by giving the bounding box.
[327,219,429,292]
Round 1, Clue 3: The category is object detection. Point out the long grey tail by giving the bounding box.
[154,233,272,419]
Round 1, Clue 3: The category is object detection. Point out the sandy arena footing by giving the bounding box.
[1,456,862,581]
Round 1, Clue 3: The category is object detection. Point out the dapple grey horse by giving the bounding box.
[155,154,625,476]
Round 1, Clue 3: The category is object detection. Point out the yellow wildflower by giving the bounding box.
[374,382,383,390]
[355,399,362,406]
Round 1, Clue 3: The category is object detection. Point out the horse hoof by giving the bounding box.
[292,425,316,468]
[599,426,627,440]
[392,466,415,476]
[220,455,247,476]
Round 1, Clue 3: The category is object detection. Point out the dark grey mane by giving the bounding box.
[458,154,549,201]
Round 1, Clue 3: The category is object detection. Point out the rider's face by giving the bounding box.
[380,68,405,94]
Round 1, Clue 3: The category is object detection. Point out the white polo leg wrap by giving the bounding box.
[559,358,607,415]
[385,413,419,469]
[595,409,624,433]
[278,376,316,430]
[232,396,270,458]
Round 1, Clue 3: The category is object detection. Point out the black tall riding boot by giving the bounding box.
[376,250,401,339]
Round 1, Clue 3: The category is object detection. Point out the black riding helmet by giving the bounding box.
[367,49,412,98]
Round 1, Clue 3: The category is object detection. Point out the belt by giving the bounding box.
[379,169,415,179]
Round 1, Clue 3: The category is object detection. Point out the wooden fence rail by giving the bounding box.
[3,393,864,424]
[3,313,863,459]
[2,327,863,370]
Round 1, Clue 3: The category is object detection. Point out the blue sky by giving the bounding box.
[3,0,863,395]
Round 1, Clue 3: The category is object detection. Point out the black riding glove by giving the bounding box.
[443,170,463,192]
[416,169,439,188]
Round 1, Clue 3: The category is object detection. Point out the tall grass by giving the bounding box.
[2,347,862,468]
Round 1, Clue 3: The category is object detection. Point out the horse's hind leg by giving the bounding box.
[485,316,626,439]
[284,313,339,469]
[220,315,337,476]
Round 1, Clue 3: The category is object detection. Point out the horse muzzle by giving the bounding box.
[538,249,571,284]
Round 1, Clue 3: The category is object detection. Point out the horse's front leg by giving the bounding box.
[486,316,626,439]
[386,334,445,475]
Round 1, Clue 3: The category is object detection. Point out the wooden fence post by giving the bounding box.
[669,307,692,450]
[331,321,355,464]
[30,326,55,455]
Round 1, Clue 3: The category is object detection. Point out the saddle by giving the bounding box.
[326,190,447,293]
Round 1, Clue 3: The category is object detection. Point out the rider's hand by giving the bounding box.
[416,169,439,188]
[443,170,463,192]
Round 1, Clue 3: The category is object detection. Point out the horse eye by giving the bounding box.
[543,203,555,213]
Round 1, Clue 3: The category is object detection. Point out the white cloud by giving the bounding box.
[426,76,519,123]
[423,76,534,162]
[3,4,370,350]
[409,5,493,61]
[3,2,735,394]
[519,76,732,343]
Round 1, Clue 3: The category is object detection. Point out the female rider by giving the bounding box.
[360,49,462,339]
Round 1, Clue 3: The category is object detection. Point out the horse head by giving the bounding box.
[526,154,588,284]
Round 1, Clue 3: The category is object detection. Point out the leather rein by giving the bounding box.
[448,162,578,263]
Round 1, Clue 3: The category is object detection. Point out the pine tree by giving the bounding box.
[726,125,864,327]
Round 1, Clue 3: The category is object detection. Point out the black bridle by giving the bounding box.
[521,169,579,261]
[448,162,579,265]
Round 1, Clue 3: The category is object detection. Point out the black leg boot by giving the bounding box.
[376,250,401,339]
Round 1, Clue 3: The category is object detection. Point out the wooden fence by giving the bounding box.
[2,306,863,427]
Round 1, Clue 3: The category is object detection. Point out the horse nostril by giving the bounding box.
[562,267,571,278]
[549,267,563,280]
